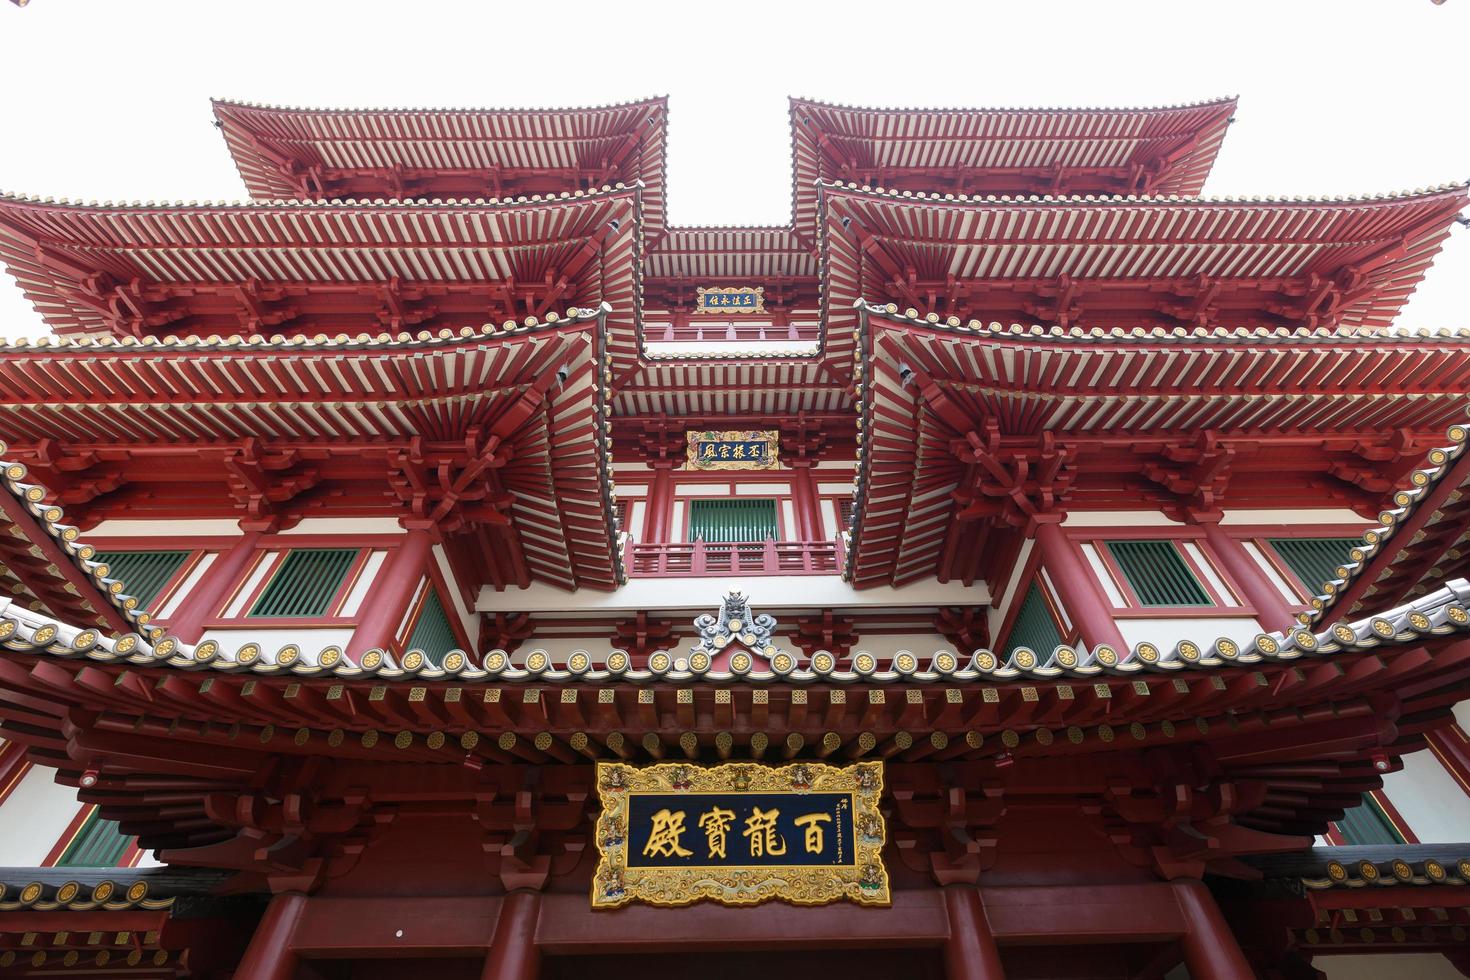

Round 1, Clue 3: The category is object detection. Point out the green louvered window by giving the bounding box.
[56,809,133,867]
[1336,794,1406,846]
[404,589,457,667]
[1268,537,1360,597]
[1005,583,1065,657]
[1106,540,1212,607]
[247,548,359,619]
[92,550,190,612]
[688,499,779,543]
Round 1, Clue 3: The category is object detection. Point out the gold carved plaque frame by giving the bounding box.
[685,429,779,471]
[591,761,890,909]
[695,285,765,314]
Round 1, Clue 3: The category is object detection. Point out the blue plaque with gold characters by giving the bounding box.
[591,761,890,908]
[687,429,779,471]
[696,285,765,314]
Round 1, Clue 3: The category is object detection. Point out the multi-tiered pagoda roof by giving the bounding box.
[0,92,1466,977]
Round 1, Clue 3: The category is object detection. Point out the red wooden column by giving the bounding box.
[162,528,263,642]
[646,461,675,543]
[1173,879,1254,980]
[345,526,434,660]
[943,885,1005,979]
[1197,521,1299,633]
[235,892,307,980]
[788,462,821,540]
[1032,520,1128,654]
[481,890,540,980]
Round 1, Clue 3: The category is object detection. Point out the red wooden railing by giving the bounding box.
[647,322,820,343]
[627,538,844,577]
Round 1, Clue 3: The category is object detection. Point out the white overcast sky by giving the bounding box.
[0,0,1465,339]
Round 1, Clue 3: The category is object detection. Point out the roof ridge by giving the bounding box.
[790,94,1239,115]
[0,305,609,352]
[210,95,670,116]
[817,179,1470,207]
[0,183,642,211]
[860,303,1470,342]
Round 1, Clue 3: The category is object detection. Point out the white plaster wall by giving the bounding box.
[1318,954,1464,979]
[736,483,790,497]
[1220,509,1370,526]
[87,519,242,536]
[431,544,480,642]
[153,552,218,619]
[279,518,405,535]
[823,632,954,660]
[1379,748,1470,843]
[0,767,81,865]
[199,628,356,661]
[339,550,388,616]
[642,340,819,357]
[515,632,959,663]
[1062,511,1183,527]
[986,538,1036,642]
[222,552,280,617]
[479,575,988,613]
[817,499,837,539]
[1116,616,1264,652]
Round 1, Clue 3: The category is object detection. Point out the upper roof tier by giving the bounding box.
[211,97,670,240]
[789,96,1239,240]
[818,183,1470,380]
[0,188,646,378]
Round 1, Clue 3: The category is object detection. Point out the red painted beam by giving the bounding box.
[292,895,501,955]
[535,889,946,954]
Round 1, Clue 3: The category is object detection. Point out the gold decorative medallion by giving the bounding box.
[695,286,765,315]
[591,761,889,909]
[686,430,779,471]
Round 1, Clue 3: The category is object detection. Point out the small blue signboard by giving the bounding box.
[696,286,765,314]
[686,429,778,471]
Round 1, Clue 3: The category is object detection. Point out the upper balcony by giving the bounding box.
[627,538,844,578]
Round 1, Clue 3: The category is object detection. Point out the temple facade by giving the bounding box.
[0,95,1466,978]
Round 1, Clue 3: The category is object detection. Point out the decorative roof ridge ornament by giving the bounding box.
[691,591,784,667]
[4,579,1470,684]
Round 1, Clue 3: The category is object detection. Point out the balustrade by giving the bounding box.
[627,538,844,577]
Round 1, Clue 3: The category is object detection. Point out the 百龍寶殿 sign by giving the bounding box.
[591,761,890,908]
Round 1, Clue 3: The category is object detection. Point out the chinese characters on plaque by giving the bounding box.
[695,285,765,314]
[686,430,778,471]
[592,761,890,908]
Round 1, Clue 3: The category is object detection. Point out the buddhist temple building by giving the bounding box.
[0,93,1466,978]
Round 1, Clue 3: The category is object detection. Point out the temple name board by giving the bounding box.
[592,761,890,908]
[686,429,778,470]
[696,285,765,314]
